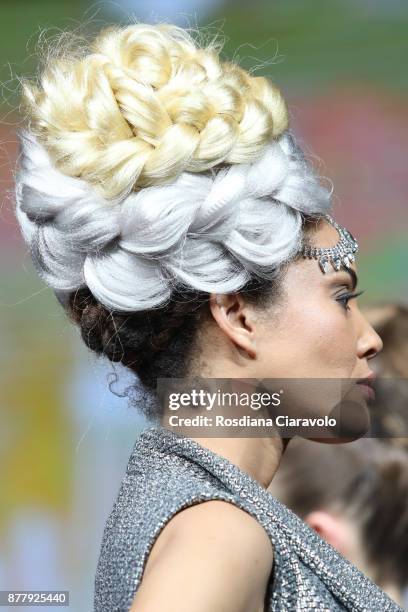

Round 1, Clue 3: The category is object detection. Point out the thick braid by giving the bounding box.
[22,24,288,199]
[16,129,330,311]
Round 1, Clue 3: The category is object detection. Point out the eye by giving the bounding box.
[336,290,365,311]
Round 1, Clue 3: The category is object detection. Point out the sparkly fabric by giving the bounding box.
[94,426,402,611]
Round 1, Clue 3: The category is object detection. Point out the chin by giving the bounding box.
[328,395,371,440]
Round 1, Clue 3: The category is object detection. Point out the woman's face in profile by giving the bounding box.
[258,219,382,381]
[253,219,383,436]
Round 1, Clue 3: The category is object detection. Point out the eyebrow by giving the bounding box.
[341,267,358,290]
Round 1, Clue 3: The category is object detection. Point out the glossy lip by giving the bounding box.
[355,373,377,400]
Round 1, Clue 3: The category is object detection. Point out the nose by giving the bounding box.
[357,314,383,361]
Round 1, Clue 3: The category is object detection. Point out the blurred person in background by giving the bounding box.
[362,303,408,448]
[269,302,408,608]
[269,438,408,608]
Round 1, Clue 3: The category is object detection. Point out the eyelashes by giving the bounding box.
[336,289,365,311]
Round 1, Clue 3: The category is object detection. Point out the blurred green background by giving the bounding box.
[0,1,407,610]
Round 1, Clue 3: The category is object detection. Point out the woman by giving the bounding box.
[14,22,400,612]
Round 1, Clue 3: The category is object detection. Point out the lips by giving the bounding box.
[356,375,376,401]
[357,382,375,400]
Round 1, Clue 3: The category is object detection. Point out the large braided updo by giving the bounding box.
[15,23,332,417]
[20,23,289,200]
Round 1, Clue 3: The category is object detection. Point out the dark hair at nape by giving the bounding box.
[65,269,286,420]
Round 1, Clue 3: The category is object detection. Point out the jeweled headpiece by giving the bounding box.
[302,214,358,273]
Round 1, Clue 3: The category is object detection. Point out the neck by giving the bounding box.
[160,376,288,487]
[188,434,286,488]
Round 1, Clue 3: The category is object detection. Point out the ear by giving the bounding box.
[305,510,351,558]
[209,293,258,359]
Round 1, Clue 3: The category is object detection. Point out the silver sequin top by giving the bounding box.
[94,426,402,611]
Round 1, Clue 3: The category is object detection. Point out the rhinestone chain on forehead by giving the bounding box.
[302,214,359,273]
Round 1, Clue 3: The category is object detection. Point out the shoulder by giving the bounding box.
[168,499,273,569]
[130,499,273,612]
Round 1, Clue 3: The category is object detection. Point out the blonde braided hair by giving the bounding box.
[22,23,288,200]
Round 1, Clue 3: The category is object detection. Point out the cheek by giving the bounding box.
[296,302,357,372]
[262,300,357,376]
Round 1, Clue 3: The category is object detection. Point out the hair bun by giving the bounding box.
[22,23,288,199]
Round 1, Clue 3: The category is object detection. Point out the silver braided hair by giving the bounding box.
[15,129,331,312]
